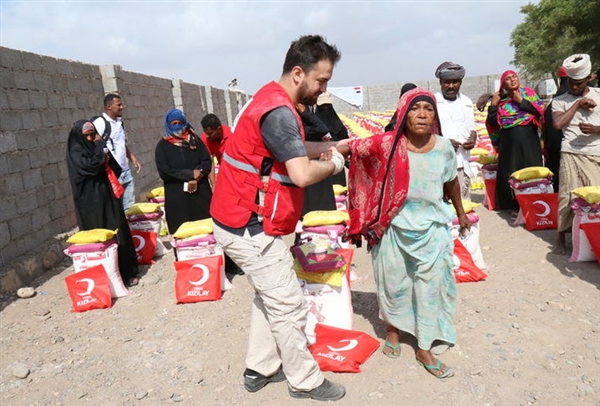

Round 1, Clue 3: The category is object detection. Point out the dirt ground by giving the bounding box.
[1,190,599,406]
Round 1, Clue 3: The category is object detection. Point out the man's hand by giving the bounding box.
[130,154,142,173]
[579,122,599,134]
[461,131,477,150]
[578,97,597,111]
[449,139,461,151]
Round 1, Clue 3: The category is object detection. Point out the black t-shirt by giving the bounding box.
[215,106,307,236]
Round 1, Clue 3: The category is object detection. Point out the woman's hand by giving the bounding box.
[187,179,198,193]
[510,89,523,104]
[457,213,472,236]
[490,92,501,106]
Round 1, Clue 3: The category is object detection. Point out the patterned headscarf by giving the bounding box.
[347,88,440,249]
[486,70,544,146]
[163,108,197,149]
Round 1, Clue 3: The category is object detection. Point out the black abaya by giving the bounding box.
[66,120,139,282]
[154,136,213,234]
[487,103,543,211]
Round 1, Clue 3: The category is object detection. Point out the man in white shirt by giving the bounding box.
[551,54,600,255]
[434,62,477,200]
[94,94,142,211]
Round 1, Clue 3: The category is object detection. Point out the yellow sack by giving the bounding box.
[332,184,348,196]
[478,155,498,164]
[294,261,347,287]
[451,200,480,214]
[146,187,165,199]
[470,148,489,157]
[302,210,349,227]
[572,186,600,204]
[126,203,161,216]
[173,218,214,239]
[511,166,553,181]
[67,228,118,244]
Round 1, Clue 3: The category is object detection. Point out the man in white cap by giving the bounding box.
[551,53,600,254]
[434,61,477,200]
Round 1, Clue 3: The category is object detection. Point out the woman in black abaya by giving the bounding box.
[66,120,140,286]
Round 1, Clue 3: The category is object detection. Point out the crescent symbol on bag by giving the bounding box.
[132,235,145,252]
[189,264,210,286]
[76,278,95,296]
[533,200,551,217]
[327,339,358,352]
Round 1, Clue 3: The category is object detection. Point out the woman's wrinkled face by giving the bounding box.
[405,101,435,137]
[503,73,520,91]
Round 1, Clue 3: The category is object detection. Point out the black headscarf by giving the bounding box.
[66,120,107,195]
[315,104,348,141]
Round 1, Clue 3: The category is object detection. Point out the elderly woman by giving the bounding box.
[155,109,213,234]
[66,120,140,286]
[486,70,544,211]
[345,88,470,379]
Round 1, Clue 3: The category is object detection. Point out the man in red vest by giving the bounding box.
[210,35,347,401]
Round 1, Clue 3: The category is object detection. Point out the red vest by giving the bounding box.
[210,82,305,235]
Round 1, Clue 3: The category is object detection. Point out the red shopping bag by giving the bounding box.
[174,256,223,303]
[515,193,558,230]
[65,264,112,312]
[308,324,380,373]
[453,239,487,283]
[581,222,600,264]
[131,230,157,265]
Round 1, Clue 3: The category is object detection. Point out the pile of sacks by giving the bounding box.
[145,187,169,236]
[126,203,167,263]
[170,218,233,303]
[570,186,600,263]
[478,154,499,210]
[63,229,129,312]
[509,167,557,229]
[293,210,354,344]
[333,184,348,211]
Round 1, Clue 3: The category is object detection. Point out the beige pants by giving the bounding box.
[558,152,600,232]
[213,224,324,391]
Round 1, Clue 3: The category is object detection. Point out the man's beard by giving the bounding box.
[298,81,319,106]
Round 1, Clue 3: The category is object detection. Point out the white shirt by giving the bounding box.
[435,92,476,175]
[102,112,130,171]
[552,87,600,156]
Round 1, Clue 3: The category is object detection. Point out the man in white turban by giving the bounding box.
[551,53,600,255]
[434,61,477,200]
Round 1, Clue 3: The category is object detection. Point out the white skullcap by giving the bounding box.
[563,54,592,80]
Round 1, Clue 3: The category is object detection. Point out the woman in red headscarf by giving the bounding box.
[345,88,471,379]
[486,70,544,211]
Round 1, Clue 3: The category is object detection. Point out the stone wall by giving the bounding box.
[0,46,250,293]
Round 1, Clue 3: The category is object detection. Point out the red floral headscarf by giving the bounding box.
[347,88,440,249]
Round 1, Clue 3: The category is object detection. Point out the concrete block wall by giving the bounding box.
[0,47,245,293]
[0,47,105,290]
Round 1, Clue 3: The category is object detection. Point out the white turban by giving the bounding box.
[562,54,592,80]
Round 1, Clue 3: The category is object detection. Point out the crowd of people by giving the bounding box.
[65,34,599,401]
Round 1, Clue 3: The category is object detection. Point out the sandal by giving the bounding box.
[382,341,401,359]
[416,359,454,379]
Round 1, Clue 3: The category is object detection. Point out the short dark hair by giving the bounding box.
[282,35,341,75]
[103,93,121,108]
[201,113,221,130]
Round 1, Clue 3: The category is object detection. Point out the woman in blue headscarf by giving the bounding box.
[155,109,213,234]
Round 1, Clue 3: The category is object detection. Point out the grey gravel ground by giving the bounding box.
[1,190,599,406]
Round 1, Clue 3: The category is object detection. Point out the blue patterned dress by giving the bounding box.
[371,135,458,350]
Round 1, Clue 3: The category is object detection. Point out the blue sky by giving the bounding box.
[0,0,536,93]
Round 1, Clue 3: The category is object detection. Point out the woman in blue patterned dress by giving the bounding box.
[347,89,471,379]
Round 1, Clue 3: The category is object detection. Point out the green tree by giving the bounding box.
[511,0,600,81]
